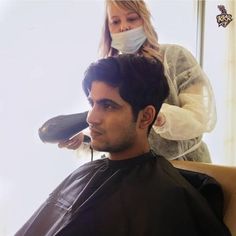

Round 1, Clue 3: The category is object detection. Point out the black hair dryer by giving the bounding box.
[38,111,89,143]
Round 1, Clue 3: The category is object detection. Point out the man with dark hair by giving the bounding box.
[16,55,230,236]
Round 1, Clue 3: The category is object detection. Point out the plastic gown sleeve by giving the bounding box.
[153,45,217,140]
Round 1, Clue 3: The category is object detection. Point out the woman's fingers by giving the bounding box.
[58,133,84,150]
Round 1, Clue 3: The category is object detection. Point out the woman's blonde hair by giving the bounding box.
[98,0,162,61]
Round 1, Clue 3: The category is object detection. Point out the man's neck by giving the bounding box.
[108,143,150,161]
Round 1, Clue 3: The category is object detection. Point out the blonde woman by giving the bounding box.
[45,0,216,162]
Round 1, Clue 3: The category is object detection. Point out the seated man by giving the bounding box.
[16,55,230,236]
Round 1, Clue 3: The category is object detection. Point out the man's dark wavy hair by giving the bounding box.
[82,54,169,133]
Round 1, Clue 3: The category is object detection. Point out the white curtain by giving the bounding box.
[203,0,236,166]
[225,0,236,165]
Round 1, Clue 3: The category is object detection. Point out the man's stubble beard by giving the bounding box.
[91,122,137,153]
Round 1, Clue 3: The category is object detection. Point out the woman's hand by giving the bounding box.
[58,132,84,150]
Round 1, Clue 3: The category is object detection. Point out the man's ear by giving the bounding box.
[138,105,156,129]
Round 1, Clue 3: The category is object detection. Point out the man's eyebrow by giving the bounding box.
[87,97,122,107]
[98,98,121,107]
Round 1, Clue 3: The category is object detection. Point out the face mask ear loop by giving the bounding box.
[90,145,94,162]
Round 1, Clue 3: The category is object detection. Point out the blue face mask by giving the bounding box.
[111,26,147,54]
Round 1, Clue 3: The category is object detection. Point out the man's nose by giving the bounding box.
[86,106,101,126]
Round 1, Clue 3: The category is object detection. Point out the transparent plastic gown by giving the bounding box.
[150,44,217,161]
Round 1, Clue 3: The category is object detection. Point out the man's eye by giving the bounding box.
[103,103,114,110]
[102,101,119,110]
[88,100,93,107]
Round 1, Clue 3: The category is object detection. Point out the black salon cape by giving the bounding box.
[15,151,231,236]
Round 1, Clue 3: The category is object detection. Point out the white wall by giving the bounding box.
[0,1,104,235]
[147,0,198,55]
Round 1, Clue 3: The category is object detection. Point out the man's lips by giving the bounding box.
[89,127,103,138]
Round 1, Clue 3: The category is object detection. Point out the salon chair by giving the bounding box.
[171,160,236,236]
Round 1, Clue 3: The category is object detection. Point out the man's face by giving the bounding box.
[86,81,138,155]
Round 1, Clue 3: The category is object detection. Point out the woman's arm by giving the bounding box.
[154,45,217,140]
